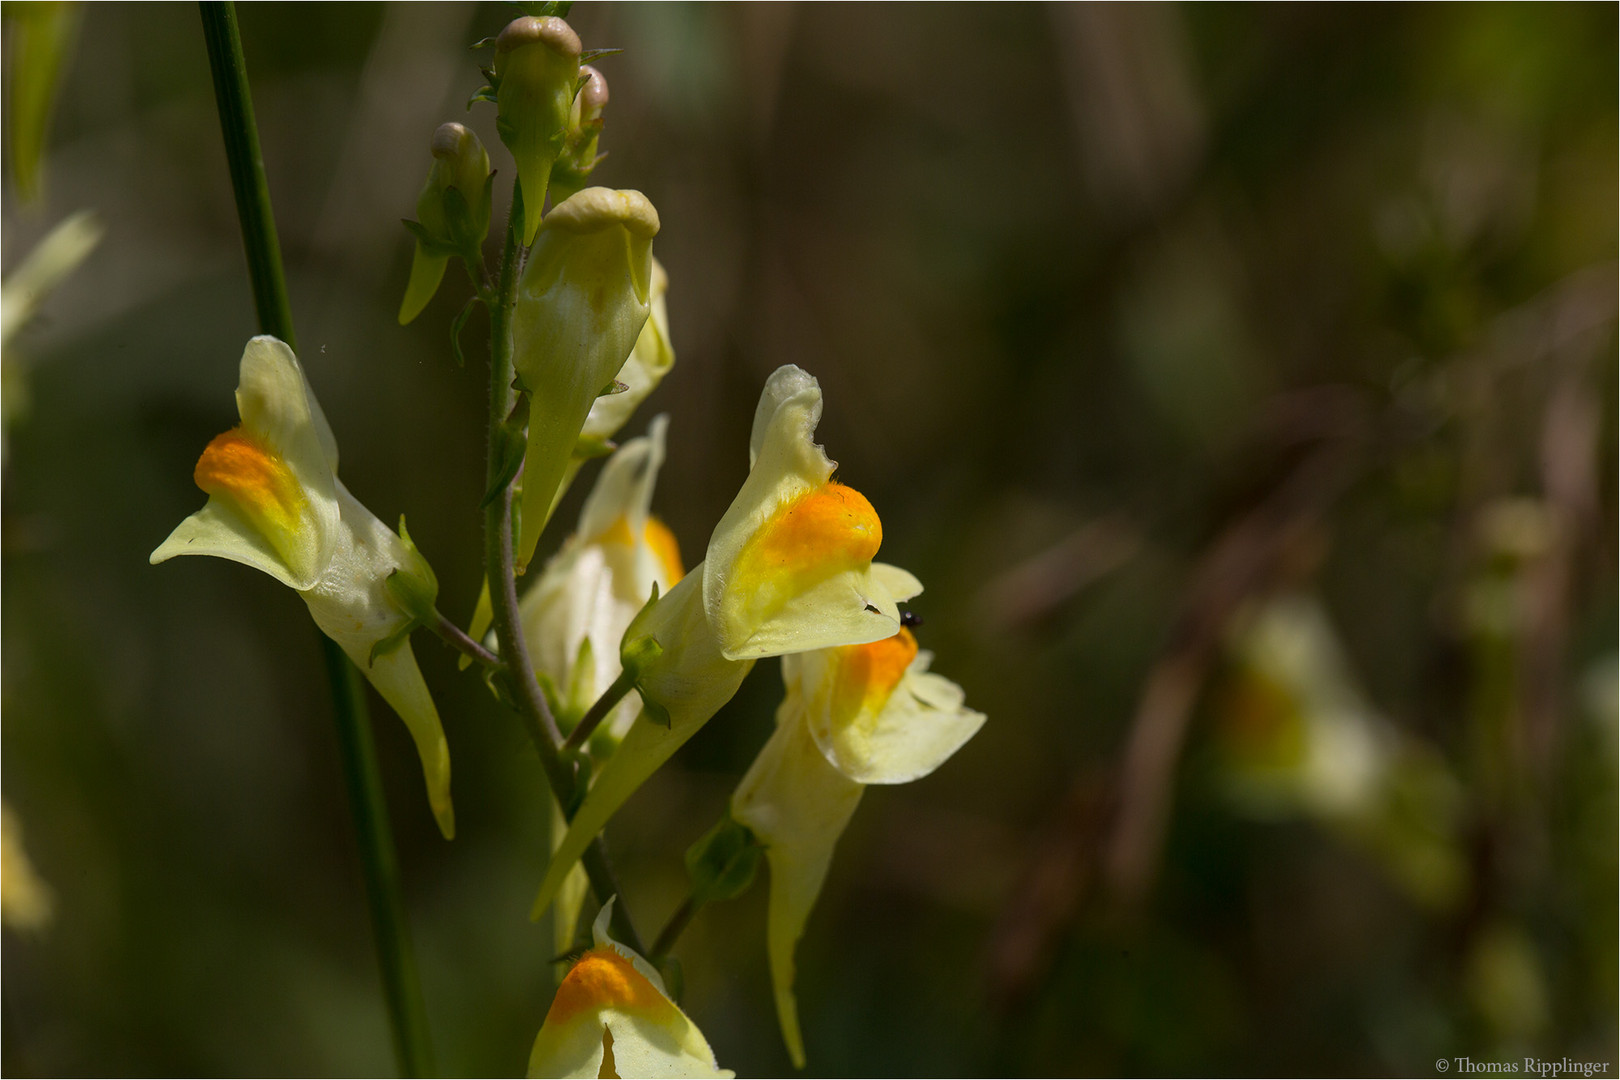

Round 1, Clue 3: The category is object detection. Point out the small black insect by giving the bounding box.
[900,610,923,629]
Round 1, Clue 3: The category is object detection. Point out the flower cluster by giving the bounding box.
[152,10,985,1074]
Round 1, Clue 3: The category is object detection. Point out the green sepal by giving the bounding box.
[579,48,623,65]
[470,35,498,51]
[561,750,591,816]
[441,184,490,268]
[383,515,441,626]
[618,583,663,672]
[638,691,671,731]
[467,84,498,109]
[401,218,460,258]
[586,723,620,762]
[618,584,671,727]
[398,243,449,325]
[536,670,567,725]
[565,635,596,719]
[597,379,629,397]
[481,391,531,508]
[484,666,522,712]
[684,813,763,907]
[450,295,478,367]
[368,618,415,667]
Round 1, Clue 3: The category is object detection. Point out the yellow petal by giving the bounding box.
[1,804,53,933]
[302,484,454,839]
[151,337,339,590]
[797,633,987,786]
[703,366,900,660]
[730,709,865,1070]
[581,257,675,445]
[521,420,681,736]
[529,900,733,1079]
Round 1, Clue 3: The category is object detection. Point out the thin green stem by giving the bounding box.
[560,666,639,755]
[199,5,434,1075]
[481,189,646,956]
[649,895,700,961]
[428,608,502,671]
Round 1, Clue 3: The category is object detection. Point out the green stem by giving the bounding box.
[560,666,638,755]
[481,189,647,956]
[199,5,435,1075]
[428,608,503,671]
[649,895,700,961]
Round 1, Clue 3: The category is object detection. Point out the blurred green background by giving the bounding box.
[2,2,1615,1075]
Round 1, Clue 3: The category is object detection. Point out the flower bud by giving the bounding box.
[494,15,581,244]
[510,186,659,574]
[398,122,493,324]
[549,64,610,205]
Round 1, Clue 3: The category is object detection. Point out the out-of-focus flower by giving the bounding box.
[493,14,581,245]
[528,900,733,1079]
[512,187,658,574]
[150,337,455,838]
[521,416,683,948]
[731,620,986,1067]
[1,804,53,933]
[1212,593,1466,909]
[3,1,81,203]
[0,209,102,460]
[531,365,911,922]
[398,122,493,325]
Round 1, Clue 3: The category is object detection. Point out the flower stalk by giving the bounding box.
[560,664,640,755]
[481,185,647,956]
[197,3,436,1075]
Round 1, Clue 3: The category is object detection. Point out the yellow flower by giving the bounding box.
[528,901,733,1079]
[1214,594,1466,909]
[1,803,53,933]
[730,615,985,1068]
[150,337,454,839]
[525,414,684,743]
[512,187,659,574]
[530,365,911,922]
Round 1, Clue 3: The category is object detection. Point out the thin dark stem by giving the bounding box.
[199,5,435,1075]
[428,609,502,670]
[649,895,700,961]
[480,189,647,956]
[560,666,639,755]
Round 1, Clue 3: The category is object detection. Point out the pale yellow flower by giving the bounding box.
[1,804,53,932]
[531,365,910,922]
[732,616,985,1067]
[150,337,454,838]
[512,187,658,575]
[528,901,732,1079]
[1214,593,1466,909]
